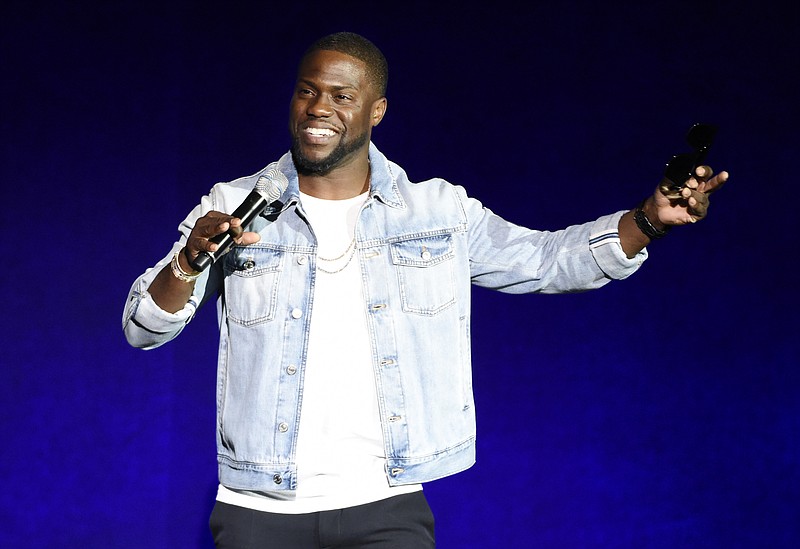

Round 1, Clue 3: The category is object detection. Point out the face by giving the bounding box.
[289,49,386,176]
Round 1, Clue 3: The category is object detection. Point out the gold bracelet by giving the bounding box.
[170,250,201,283]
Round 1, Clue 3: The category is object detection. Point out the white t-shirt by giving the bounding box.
[217,191,420,514]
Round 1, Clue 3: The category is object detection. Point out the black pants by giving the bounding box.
[209,491,436,548]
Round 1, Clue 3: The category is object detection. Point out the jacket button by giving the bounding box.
[291,308,303,319]
[273,474,283,485]
[242,260,255,270]
[297,255,307,265]
[278,422,289,433]
[286,364,297,375]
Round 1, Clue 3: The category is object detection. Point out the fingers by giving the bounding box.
[705,170,729,194]
[683,166,708,193]
[185,212,260,259]
[659,165,724,198]
[188,213,231,256]
[238,231,262,246]
[695,165,714,180]
[676,166,728,199]
[692,166,729,194]
[680,187,709,222]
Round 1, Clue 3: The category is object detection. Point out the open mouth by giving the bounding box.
[305,127,337,138]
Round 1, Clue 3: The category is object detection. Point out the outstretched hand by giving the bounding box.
[619,165,729,258]
[654,165,729,226]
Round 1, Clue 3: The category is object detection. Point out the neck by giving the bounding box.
[299,156,371,200]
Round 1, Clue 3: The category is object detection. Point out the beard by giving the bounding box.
[291,130,369,176]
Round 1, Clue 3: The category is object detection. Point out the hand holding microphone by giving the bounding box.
[186,168,288,272]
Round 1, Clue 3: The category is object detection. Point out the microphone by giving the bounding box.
[189,168,288,272]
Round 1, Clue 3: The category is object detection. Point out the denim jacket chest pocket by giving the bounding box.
[390,234,456,316]
[223,246,284,326]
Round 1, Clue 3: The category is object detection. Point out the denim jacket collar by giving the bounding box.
[270,143,407,213]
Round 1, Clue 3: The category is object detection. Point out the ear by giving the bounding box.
[370,97,387,127]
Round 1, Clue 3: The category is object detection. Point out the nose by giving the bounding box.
[307,94,333,118]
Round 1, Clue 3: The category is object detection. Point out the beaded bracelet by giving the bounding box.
[170,250,202,283]
[633,200,670,240]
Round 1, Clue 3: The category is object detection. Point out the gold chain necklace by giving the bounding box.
[317,234,356,262]
[313,176,368,275]
[317,235,357,274]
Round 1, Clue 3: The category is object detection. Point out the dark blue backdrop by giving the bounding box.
[2,1,797,547]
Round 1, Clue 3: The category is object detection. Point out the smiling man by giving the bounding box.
[289,47,386,184]
[124,32,727,548]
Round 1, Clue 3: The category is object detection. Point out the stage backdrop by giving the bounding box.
[2,1,797,547]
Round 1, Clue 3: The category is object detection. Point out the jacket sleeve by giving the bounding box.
[459,186,646,294]
[122,191,223,349]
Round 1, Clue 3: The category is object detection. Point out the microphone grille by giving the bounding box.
[255,168,288,202]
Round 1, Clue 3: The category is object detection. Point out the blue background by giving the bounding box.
[2,1,797,547]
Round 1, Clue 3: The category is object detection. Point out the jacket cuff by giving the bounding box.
[589,211,647,280]
[132,290,198,333]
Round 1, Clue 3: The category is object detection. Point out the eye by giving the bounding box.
[297,87,314,97]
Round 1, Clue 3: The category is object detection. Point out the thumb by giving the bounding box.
[236,231,261,245]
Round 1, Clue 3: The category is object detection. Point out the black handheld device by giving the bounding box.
[662,123,717,195]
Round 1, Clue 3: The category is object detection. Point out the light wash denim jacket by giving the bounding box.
[123,143,646,491]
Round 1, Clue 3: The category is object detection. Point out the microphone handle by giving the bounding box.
[189,191,270,272]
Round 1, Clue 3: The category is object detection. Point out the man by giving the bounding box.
[123,32,728,548]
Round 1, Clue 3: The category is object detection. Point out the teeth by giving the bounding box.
[306,128,335,137]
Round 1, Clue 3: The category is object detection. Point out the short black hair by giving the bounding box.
[302,32,388,97]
